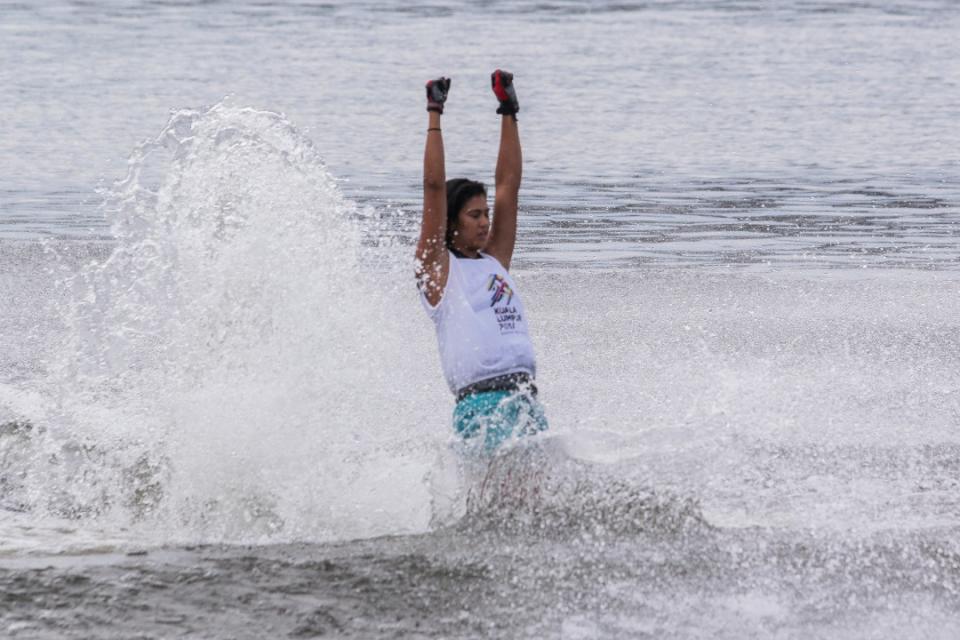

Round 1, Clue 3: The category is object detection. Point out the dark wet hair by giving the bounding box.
[445,178,487,248]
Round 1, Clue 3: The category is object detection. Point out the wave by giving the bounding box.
[427,437,710,539]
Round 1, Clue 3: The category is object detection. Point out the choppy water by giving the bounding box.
[2,1,960,638]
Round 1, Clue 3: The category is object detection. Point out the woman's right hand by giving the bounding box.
[426,77,451,113]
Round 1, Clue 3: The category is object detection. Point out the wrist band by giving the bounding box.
[427,127,441,132]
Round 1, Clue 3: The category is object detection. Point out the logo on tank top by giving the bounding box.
[488,274,522,333]
[487,274,514,306]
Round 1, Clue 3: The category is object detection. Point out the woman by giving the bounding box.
[416,70,548,453]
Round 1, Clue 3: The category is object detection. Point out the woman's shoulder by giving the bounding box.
[479,251,507,271]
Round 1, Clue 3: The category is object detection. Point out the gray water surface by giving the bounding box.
[2,0,958,267]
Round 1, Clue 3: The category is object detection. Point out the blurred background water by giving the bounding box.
[1,1,959,638]
[2,0,958,267]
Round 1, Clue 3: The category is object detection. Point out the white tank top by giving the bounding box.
[420,252,537,394]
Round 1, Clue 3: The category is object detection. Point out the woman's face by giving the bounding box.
[451,194,490,254]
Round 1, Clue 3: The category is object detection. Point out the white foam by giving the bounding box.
[1,104,449,549]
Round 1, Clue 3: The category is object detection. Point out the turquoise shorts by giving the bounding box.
[453,389,549,453]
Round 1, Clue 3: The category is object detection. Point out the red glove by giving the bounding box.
[491,70,519,116]
[426,77,451,113]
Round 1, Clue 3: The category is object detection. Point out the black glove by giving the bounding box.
[426,77,451,113]
[491,69,519,116]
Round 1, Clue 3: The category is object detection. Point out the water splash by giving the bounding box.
[63,104,355,399]
[1,104,447,548]
[454,440,709,539]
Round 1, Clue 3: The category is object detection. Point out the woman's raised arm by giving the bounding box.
[415,77,451,307]
[485,70,522,272]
